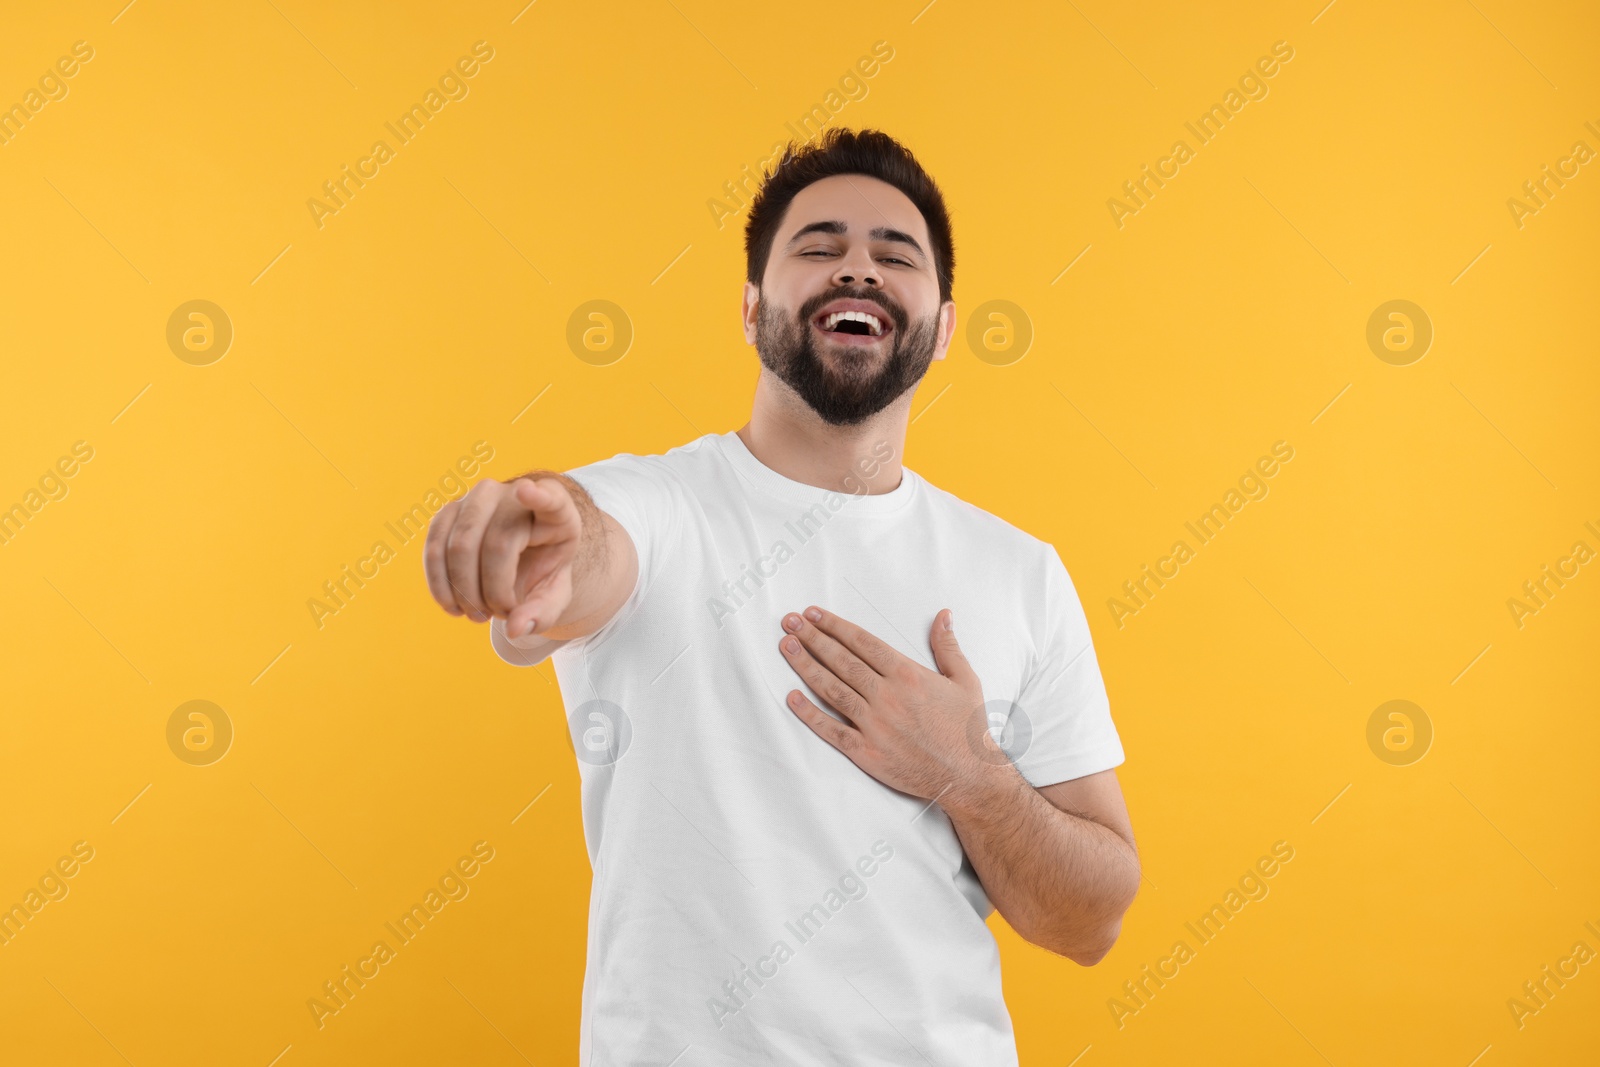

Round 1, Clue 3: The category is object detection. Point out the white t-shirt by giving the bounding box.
[491,430,1125,1066]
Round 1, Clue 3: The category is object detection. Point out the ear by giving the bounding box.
[741,283,761,345]
[931,299,956,362]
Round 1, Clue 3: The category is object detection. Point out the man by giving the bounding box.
[424,127,1140,1065]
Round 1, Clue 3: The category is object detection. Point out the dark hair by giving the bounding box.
[744,127,955,304]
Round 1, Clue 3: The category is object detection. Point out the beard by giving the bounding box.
[754,285,941,427]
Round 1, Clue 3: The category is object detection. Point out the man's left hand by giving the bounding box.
[777,606,1001,803]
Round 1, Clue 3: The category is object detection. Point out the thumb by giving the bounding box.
[931,609,975,683]
[514,478,547,510]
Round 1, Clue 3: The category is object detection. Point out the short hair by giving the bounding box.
[744,127,955,304]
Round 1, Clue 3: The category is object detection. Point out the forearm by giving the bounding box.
[941,762,1140,963]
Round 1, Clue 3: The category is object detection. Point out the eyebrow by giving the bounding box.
[783,220,928,265]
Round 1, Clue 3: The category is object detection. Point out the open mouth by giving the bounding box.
[812,308,892,344]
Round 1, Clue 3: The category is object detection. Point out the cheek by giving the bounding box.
[892,283,936,320]
[760,298,804,332]
[901,302,940,337]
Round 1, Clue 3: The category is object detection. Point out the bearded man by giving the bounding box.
[424,127,1140,1066]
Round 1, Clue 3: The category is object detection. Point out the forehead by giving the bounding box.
[778,173,929,245]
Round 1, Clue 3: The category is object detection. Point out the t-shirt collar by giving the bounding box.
[714,430,919,516]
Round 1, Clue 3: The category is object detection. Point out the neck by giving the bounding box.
[736,371,911,495]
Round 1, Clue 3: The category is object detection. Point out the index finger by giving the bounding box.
[519,477,580,545]
[801,606,903,676]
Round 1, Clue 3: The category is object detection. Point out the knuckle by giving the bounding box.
[858,633,890,659]
[842,661,877,693]
[444,549,474,580]
[423,507,454,552]
[828,684,860,717]
[443,529,474,565]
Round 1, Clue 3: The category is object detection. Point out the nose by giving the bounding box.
[831,245,882,289]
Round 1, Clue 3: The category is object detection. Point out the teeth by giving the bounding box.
[822,310,883,336]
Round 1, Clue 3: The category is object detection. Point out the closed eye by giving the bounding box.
[802,250,912,266]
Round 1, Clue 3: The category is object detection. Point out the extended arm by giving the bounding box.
[423,468,639,660]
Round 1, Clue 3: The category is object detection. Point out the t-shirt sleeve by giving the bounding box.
[488,450,681,664]
[1007,544,1126,788]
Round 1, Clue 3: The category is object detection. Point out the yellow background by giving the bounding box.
[2,0,1596,1063]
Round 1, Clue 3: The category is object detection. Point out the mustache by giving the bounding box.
[799,287,906,331]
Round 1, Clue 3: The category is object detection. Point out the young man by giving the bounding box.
[424,128,1140,1065]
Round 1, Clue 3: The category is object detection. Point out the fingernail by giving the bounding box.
[805,608,822,622]
[784,614,802,631]
[944,610,953,630]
